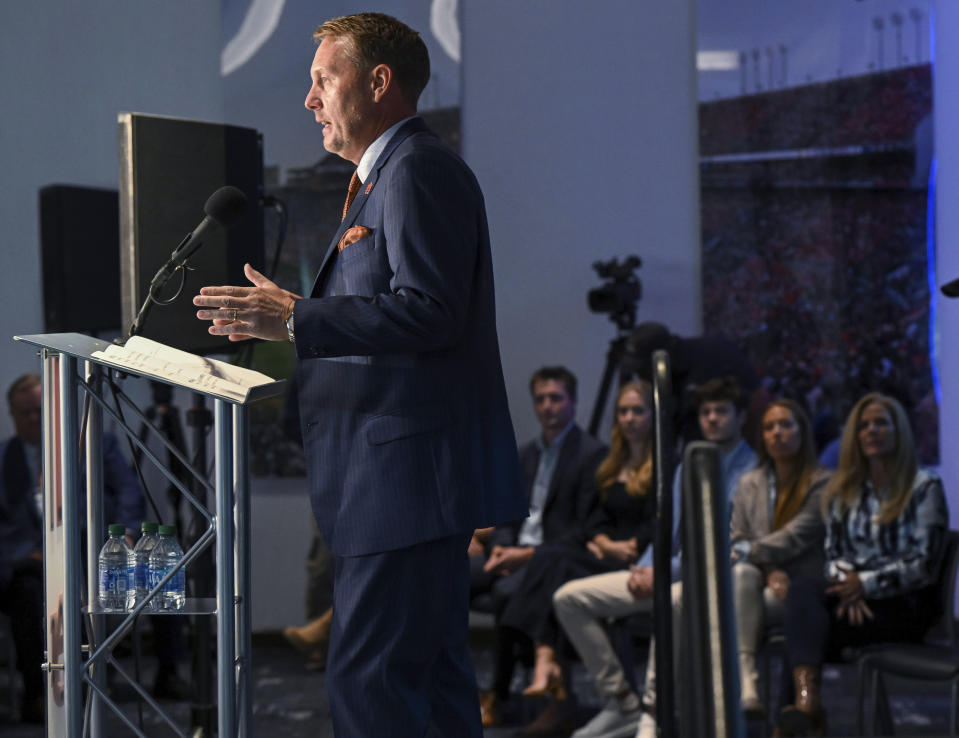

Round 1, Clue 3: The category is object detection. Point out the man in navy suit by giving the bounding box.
[471,366,606,725]
[194,12,526,736]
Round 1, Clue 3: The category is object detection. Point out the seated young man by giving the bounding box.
[553,376,756,738]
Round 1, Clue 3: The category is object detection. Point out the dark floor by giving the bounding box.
[1,623,956,737]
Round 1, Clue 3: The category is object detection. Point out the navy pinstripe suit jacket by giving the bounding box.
[293,117,527,557]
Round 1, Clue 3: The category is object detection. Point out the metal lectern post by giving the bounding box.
[233,403,253,735]
[83,362,106,738]
[215,399,236,738]
[58,355,83,738]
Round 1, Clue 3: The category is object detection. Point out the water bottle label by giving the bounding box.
[149,565,185,593]
[99,566,130,593]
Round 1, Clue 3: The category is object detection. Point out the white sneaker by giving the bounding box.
[571,699,641,738]
[635,712,657,738]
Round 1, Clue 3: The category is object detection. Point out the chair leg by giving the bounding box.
[871,669,880,736]
[951,679,957,738]
[857,658,869,738]
[874,672,894,736]
[762,645,772,738]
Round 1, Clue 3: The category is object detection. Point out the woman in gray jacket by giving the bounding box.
[730,398,829,715]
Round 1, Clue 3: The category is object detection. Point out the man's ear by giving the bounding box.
[370,63,392,102]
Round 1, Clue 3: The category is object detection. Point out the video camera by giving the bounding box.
[587,255,642,332]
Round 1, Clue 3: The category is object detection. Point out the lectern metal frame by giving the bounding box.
[15,332,284,738]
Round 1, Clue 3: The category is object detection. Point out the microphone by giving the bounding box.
[165,186,249,273]
[942,277,959,298]
[126,186,249,340]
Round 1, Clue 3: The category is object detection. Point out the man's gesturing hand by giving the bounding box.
[194,263,301,342]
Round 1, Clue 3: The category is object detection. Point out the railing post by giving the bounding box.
[651,349,676,738]
[680,442,744,738]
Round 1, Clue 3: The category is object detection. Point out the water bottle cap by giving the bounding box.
[158,525,177,536]
[108,523,126,536]
[141,522,159,533]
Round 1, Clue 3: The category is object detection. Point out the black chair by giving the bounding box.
[856,529,959,736]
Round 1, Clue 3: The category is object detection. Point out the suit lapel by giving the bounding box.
[311,117,430,295]
[522,446,540,501]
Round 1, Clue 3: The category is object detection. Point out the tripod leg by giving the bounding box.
[589,340,624,436]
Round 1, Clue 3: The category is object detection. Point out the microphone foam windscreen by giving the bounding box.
[204,185,249,228]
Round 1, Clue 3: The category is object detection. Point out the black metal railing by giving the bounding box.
[680,442,744,738]
[651,349,676,738]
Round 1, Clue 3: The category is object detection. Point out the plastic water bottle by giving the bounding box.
[132,522,159,604]
[148,525,185,610]
[98,524,135,611]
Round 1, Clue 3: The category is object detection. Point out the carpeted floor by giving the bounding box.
[1,624,956,737]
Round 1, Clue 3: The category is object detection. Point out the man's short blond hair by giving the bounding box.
[314,12,430,108]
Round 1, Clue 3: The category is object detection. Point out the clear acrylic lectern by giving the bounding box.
[14,332,285,738]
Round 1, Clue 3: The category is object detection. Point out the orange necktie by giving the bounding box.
[341,170,361,222]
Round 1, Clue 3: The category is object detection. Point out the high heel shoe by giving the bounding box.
[283,606,332,653]
[522,662,567,700]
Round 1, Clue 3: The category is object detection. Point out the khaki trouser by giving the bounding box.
[553,570,654,701]
[645,565,783,706]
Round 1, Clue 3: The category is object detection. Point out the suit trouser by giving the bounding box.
[327,534,481,738]
[553,571,653,702]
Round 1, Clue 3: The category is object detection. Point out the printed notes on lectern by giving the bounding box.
[93,336,274,401]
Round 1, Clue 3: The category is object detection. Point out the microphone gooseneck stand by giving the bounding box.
[115,185,249,735]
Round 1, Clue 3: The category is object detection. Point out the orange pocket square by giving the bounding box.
[338,225,373,252]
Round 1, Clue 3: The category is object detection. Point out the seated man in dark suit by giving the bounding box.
[0,373,148,722]
[472,366,606,726]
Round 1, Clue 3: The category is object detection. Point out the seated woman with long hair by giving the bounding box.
[730,399,829,715]
[776,392,949,737]
[497,381,656,719]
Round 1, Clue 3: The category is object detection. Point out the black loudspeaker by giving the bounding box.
[39,185,122,335]
[118,113,264,355]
